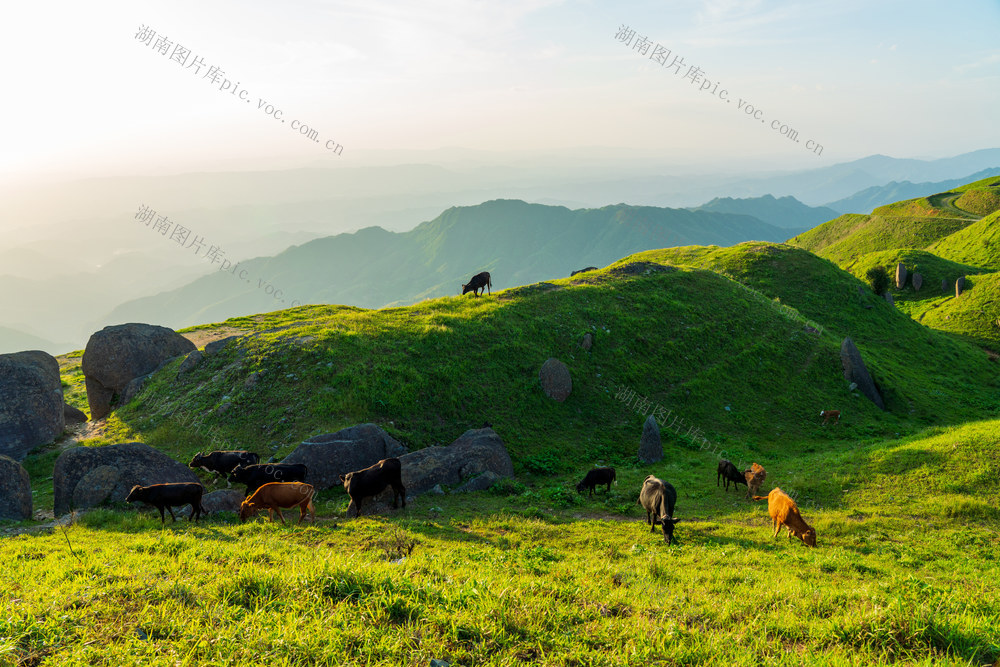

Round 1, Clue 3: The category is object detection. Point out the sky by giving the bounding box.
[0,0,998,181]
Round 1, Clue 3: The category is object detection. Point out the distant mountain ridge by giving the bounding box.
[824,168,1000,214]
[688,194,837,229]
[104,199,793,331]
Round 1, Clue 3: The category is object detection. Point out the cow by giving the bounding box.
[753,487,816,547]
[576,467,616,496]
[744,462,767,500]
[239,482,315,525]
[229,463,308,497]
[339,458,405,518]
[189,450,259,485]
[461,271,492,297]
[637,475,680,544]
[820,410,840,425]
[125,483,205,524]
[570,266,598,277]
[717,459,748,493]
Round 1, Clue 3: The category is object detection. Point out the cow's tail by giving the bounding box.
[752,495,769,501]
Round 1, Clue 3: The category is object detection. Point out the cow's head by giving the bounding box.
[339,472,354,490]
[229,465,247,483]
[799,527,817,547]
[461,282,472,295]
[238,499,259,522]
[125,485,143,503]
[188,452,205,468]
[661,516,681,545]
[575,481,586,494]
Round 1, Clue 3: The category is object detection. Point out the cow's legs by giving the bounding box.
[167,506,177,522]
[275,508,286,524]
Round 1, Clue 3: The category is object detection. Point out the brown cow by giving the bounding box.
[753,487,816,547]
[239,482,315,525]
[339,458,405,517]
[743,462,767,499]
[820,410,840,425]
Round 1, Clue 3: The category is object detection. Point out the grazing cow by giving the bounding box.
[189,450,259,484]
[229,463,308,496]
[717,459,748,493]
[753,487,816,547]
[637,475,680,544]
[339,458,405,518]
[576,467,616,496]
[570,266,598,277]
[461,271,492,297]
[743,462,767,500]
[125,483,205,524]
[820,410,840,425]
[239,482,315,525]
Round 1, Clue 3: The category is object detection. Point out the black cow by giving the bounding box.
[229,463,308,496]
[717,459,748,492]
[189,450,259,484]
[125,483,205,524]
[339,458,405,518]
[638,475,680,544]
[461,271,492,297]
[576,467,616,496]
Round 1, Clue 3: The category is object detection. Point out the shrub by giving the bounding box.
[866,265,890,295]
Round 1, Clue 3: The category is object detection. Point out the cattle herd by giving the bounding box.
[574,458,816,548]
[120,446,815,549]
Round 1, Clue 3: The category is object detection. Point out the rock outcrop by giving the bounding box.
[840,337,885,410]
[0,455,32,520]
[638,415,663,463]
[81,324,195,420]
[0,350,64,460]
[283,423,408,490]
[53,442,200,515]
[539,357,572,401]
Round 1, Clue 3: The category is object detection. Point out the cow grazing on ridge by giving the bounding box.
[820,410,840,425]
[125,483,206,524]
[743,462,767,499]
[717,459,748,493]
[229,463,308,496]
[576,467,616,496]
[340,458,406,518]
[189,450,259,484]
[239,482,315,525]
[461,271,492,297]
[638,475,680,544]
[753,487,816,547]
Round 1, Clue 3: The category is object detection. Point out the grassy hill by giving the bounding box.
[102,200,800,332]
[6,238,1000,664]
[824,167,1000,214]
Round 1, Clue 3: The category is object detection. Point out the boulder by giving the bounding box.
[53,442,200,516]
[64,402,88,425]
[840,337,885,410]
[351,428,514,514]
[912,272,923,292]
[454,471,503,493]
[941,278,948,292]
[638,415,663,463]
[581,333,593,351]
[283,423,408,490]
[539,357,572,402]
[956,276,966,297]
[0,350,65,460]
[81,324,195,420]
[204,336,240,357]
[176,350,203,374]
[895,263,907,289]
[0,455,32,520]
[71,465,120,510]
[202,489,245,514]
[883,291,894,305]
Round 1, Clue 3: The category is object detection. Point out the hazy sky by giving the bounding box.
[1,0,998,180]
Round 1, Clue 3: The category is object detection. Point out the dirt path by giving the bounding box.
[929,192,982,220]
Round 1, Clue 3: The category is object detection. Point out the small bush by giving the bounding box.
[866,265,890,295]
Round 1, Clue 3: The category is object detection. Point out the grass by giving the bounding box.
[3,417,999,665]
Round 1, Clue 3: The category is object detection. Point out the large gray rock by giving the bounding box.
[204,336,240,357]
[0,350,65,460]
[176,350,204,374]
[912,272,923,292]
[202,489,244,514]
[539,357,572,401]
[956,276,966,297]
[71,465,120,510]
[883,291,894,306]
[283,423,408,490]
[64,402,88,425]
[638,415,663,463]
[454,471,503,493]
[81,324,195,420]
[0,455,32,520]
[895,263,907,289]
[53,442,200,515]
[353,428,514,514]
[840,337,885,410]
